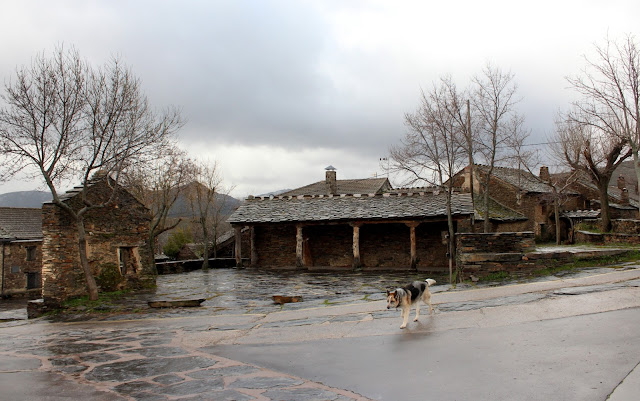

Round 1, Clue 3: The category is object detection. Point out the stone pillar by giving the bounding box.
[250,226,258,266]
[406,222,420,270]
[296,225,304,268]
[234,226,243,268]
[351,223,362,269]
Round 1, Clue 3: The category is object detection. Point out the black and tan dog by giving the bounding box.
[386,279,436,328]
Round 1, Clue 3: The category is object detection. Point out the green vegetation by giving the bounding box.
[477,271,510,282]
[59,289,133,314]
[96,263,124,292]
[163,228,193,258]
[575,222,608,233]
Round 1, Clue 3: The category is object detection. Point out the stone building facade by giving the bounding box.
[41,179,154,305]
[453,165,584,241]
[0,207,43,297]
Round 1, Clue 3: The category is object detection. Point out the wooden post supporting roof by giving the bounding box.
[296,224,304,268]
[250,226,257,266]
[351,222,362,269]
[234,226,243,268]
[406,222,420,270]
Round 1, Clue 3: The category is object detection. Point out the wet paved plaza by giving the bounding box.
[2,263,640,400]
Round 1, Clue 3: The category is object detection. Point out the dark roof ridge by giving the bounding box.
[246,190,446,201]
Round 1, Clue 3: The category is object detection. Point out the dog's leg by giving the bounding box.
[400,305,410,329]
[413,301,420,322]
[423,291,433,315]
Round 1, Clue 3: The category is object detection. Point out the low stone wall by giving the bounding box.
[575,230,640,245]
[456,232,536,278]
[611,219,640,235]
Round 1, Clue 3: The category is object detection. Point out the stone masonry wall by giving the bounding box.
[42,181,153,306]
[457,232,536,278]
[1,241,42,296]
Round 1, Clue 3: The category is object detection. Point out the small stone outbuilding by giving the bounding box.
[0,207,43,297]
[41,178,155,306]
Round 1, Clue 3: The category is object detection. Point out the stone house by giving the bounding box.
[228,168,475,272]
[0,207,43,297]
[452,165,585,241]
[41,178,155,306]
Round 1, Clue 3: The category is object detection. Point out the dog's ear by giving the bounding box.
[386,290,390,295]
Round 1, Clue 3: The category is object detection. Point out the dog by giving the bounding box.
[386,279,436,329]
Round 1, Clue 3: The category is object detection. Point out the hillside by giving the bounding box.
[0,191,51,208]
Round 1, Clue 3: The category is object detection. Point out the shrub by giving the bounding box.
[163,228,193,259]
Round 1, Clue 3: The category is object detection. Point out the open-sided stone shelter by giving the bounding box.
[229,168,475,272]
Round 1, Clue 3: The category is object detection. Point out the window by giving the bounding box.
[26,246,37,261]
[11,265,20,274]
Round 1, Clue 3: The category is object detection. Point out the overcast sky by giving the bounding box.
[1,0,639,198]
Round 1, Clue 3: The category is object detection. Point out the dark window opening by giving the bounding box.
[26,246,37,261]
[26,272,40,289]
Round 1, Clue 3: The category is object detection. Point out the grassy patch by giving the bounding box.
[61,290,132,313]
[477,271,511,282]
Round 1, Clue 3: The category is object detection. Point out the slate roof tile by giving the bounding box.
[229,193,474,224]
[0,207,43,240]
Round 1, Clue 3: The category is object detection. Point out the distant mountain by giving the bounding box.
[167,182,243,219]
[0,191,51,208]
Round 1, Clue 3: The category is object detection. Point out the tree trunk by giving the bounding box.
[483,190,490,233]
[76,217,99,301]
[554,199,561,245]
[598,182,612,232]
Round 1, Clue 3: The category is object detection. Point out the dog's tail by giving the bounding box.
[425,278,436,286]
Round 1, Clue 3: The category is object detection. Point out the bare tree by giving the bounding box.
[0,47,183,300]
[390,76,467,283]
[552,115,630,232]
[186,160,224,269]
[565,34,639,218]
[123,147,196,264]
[471,64,523,232]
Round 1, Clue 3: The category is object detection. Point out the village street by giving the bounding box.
[1,266,640,401]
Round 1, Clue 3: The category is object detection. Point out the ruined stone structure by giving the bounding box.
[41,179,154,305]
[0,207,43,297]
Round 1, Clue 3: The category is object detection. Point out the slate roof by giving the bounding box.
[0,207,43,240]
[476,165,555,194]
[228,192,474,224]
[473,197,528,222]
[279,177,391,197]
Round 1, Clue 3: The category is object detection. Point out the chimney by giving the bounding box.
[325,165,337,195]
[621,187,630,205]
[617,176,626,191]
[539,166,550,182]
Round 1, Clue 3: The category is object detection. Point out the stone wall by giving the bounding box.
[457,232,536,278]
[575,230,640,245]
[611,219,640,234]
[42,181,154,306]
[1,240,42,297]
[253,224,297,268]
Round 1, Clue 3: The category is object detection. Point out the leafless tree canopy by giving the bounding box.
[0,46,184,300]
[553,34,638,230]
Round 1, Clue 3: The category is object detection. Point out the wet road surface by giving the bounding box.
[1,265,640,400]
